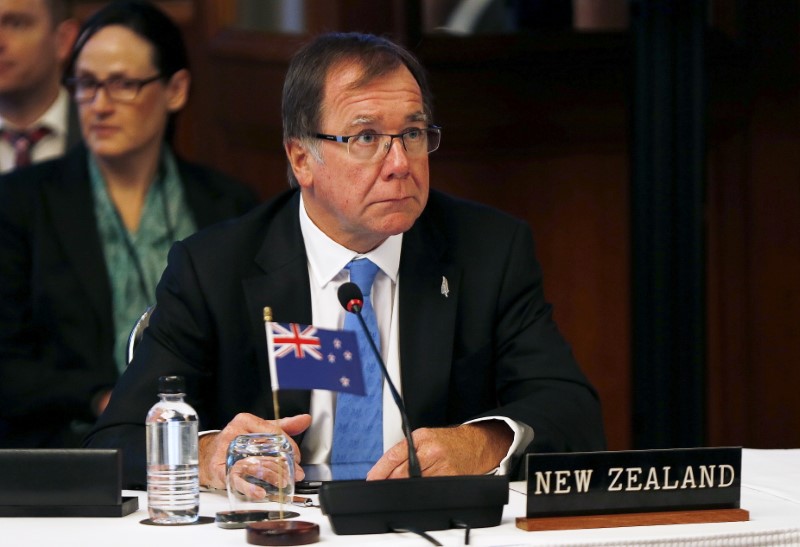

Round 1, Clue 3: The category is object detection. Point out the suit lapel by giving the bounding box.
[243,192,312,416]
[43,146,112,328]
[398,211,460,428]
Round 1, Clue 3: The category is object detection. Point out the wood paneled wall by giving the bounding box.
[705,0,800,449]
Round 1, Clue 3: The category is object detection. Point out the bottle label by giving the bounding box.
[147,421,199,466]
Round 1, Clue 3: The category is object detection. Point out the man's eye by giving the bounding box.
[354,134,377,145]
[404,129,423,141]
[2,16,33,29]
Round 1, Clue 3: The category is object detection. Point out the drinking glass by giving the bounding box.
[226,433,295,511]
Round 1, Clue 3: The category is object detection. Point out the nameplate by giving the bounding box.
[525,447,741,518]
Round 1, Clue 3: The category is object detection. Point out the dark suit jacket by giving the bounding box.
[87,189,606,487]
[0,144,257,448]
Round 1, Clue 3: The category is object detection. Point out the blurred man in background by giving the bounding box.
[0,0,79,173]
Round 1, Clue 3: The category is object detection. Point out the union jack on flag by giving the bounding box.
[266,322,365,395]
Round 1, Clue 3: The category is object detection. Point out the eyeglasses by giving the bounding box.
[315,126,441,163]
[66,74,162,103]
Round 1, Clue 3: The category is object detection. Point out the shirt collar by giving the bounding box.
[299,193,402,289]
[0,87,70,136]
[39,87,70,138]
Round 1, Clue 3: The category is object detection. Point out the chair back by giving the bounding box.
[126,305,155,364]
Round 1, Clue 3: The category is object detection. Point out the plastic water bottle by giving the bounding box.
[146,375,199,524]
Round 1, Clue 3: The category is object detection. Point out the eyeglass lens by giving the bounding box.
[70,76,160,103]
[348,128,440,161]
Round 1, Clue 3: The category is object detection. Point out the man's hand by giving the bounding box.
[366,420,514,480]
[198,413,312,489]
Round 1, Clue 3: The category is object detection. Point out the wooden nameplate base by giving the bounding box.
[516,507,749,532]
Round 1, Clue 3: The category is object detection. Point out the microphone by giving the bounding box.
[337,281,362,313]
[336,282,421,478]
[318,282,509,535]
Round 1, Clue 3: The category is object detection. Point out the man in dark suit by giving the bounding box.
[87,32,605,489]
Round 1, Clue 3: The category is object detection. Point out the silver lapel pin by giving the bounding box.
[441,276,450,298]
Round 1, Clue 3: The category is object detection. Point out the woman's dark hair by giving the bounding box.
[65,0,189,142]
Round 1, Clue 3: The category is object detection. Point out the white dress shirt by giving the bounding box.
[0,88,71,174]
[298,194,405,463]
[297,196,533,474]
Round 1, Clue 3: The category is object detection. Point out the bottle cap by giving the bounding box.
[158,375,185,394]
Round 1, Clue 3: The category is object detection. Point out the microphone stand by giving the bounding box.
[351,307,421,478]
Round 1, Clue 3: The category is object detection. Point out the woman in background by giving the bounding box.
[0,0,257,448]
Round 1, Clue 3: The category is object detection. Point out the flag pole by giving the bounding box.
[264,307,282,422]
[263,306,286,519]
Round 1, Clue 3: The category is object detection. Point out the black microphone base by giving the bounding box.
[318,474,509,535]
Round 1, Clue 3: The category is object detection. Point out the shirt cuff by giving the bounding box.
[198,430,221,491]
[464,416,534,475]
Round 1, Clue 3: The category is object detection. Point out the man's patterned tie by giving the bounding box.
[331,258,383,469]
[2,126,51,168]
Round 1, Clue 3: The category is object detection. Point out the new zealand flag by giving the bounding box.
[266,322,365,395]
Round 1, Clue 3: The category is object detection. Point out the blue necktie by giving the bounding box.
[331,259,383,467]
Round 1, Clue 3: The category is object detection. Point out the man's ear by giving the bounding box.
[56,19,80,65]
[285,139,315,188]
